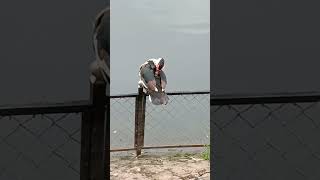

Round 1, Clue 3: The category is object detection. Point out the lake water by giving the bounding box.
[110,0,210,95]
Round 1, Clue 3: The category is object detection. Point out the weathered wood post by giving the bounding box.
[81,79,108,180]
[134,87,147,156]
[81,5,109,180]
[80,109,91,180]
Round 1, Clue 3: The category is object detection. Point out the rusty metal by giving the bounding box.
[110,144,207,152]
[110,148,136,152]
[110,91,210,99]
[141,144,206,149]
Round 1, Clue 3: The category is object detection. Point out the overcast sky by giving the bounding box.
[110,0,210,95]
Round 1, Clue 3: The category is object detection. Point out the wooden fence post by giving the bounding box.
[81,80,108,180]
[134,87,146,156]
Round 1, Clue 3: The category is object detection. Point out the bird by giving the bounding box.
[90,7,110,85]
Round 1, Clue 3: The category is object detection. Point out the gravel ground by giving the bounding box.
[110,153,210,180]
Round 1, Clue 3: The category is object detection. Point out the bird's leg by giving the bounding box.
[161,80,166,92]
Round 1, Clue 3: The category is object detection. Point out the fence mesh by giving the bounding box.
[213,102,320,179]
[145,94,210,146]
[110,93,210,150]
[0,113,81,180]
[110,97,136,149]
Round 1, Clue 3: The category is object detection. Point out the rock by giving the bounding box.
[198,169,207,176]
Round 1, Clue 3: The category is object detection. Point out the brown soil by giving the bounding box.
[110,153,210,180]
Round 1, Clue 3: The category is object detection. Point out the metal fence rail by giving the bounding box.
[110,89,210,155]
[211,92,320,180]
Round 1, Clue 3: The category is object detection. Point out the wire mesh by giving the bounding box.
[212,101,320,179]
[0,113,81,180]
[110,97,136,149]
[144,93,210,146]
[110,93,210,150]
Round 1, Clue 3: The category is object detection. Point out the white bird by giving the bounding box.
[90,7,110,86]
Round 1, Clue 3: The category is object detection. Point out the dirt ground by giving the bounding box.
[110,153,210,180]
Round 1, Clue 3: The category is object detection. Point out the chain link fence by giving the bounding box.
[110,91,210,153]
[212,93,320,180]
[0,79,107,180]
[144,93,210,147]
[0,112,81,180]
[110,96,136,149]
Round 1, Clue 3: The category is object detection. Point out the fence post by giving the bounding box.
[134,87,146,156]
[81,110,90,180]
[81,80,108,180]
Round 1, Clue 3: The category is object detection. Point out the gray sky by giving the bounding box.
[110,0,210,95]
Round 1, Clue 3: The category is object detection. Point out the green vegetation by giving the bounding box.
[201,144,210,160]
[167,152,195,161]
[167,145,210,161]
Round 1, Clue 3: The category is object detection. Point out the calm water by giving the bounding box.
[110,0,210,95]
